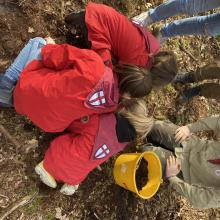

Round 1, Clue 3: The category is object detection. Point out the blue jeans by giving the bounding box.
[0,37,46,89]
[148,0,220,37]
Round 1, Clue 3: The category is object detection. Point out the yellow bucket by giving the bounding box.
[113,151,162,199]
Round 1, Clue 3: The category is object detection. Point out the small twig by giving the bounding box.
[96,165,102,171]
[19,213,24,220]
[179,39,198,62]
[0,124,21,149]
[0,191,38,220]
[0,194,9,208]
[83,211,87,220]
[4,0,19,5]
[61,0,65,19]
[18,0,27,6]
[179,46,198,62]
[151,104,157,117]
[13,157,26,166]
[0,194,9,200]
[93,212,101,220]
[183,62,192,72]
[58,27,66,35]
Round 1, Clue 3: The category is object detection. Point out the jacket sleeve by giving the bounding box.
[44,132,94,185]
[96,48,113,69]
[44,116,100,185]
[41,43,103,70]
[41,44,74,70]
[187,117,220,133]
[169,176,220,209]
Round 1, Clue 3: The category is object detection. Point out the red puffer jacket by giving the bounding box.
[85,2,160,67]
[14,44,119,132]
[44,113,128,185]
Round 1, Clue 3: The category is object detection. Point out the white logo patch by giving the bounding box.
[94,144,110,159]
[215,169,220,176]
[89,90,106,106]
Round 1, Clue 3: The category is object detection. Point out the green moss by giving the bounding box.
[22,196,43,215]
[165,84,176,94]
[44,212,55,220]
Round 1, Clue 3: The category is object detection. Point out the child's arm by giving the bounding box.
[43,115,100,185]
[96,48,113,69]
[175,116,220,143]
[41,44,103,70]
[187,116,220,133]
[44,132,94,185]
[41,44,73,70]
[166,155,220,209]
[169,176,220,209]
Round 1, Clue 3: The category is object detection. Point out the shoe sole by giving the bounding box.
[35,165,57,188]
[60,184,79,196]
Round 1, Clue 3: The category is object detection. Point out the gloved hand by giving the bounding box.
[175,126,191,143]
[166,156,181,178]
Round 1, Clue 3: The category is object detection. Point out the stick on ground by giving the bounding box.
[61,0,65,19]
[179,39,198,62]
[0,191,38,220]
[0,124,21,149]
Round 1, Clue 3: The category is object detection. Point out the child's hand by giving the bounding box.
[166,156,181,178]
[45,37,56,44]
[175,126,191,143]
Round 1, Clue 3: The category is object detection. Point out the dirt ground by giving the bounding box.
[0,0,220,219]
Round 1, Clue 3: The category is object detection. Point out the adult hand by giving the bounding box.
[45,37,56,44]
[175,126,191,143]
[166,156,181,178]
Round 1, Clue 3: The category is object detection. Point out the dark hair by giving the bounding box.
[150,51,178,89]
[65,11,91,49]
[65,11,85,26]
[114,64,152,98]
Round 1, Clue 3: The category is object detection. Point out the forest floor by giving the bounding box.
[0,0,220,219]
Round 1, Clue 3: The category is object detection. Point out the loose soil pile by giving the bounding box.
[135,159,148,191]
[0,0,220,219]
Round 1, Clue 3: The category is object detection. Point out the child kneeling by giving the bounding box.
[35,99,153,195]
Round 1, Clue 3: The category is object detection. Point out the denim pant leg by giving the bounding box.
[149,0,220,23]
[26,37,46,65]
[161,12,220,38]
[0,37,46,88]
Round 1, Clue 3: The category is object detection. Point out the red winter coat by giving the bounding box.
[14,44,119,132]
[44,113,128,185]
[85,2,160,67]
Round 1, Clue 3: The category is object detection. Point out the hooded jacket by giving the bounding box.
[85,2,160,68]
[14,44,119,132]
[44,113,129,185]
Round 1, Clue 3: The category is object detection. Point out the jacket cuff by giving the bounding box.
[187,123,198,133]
[168,176,183,186]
